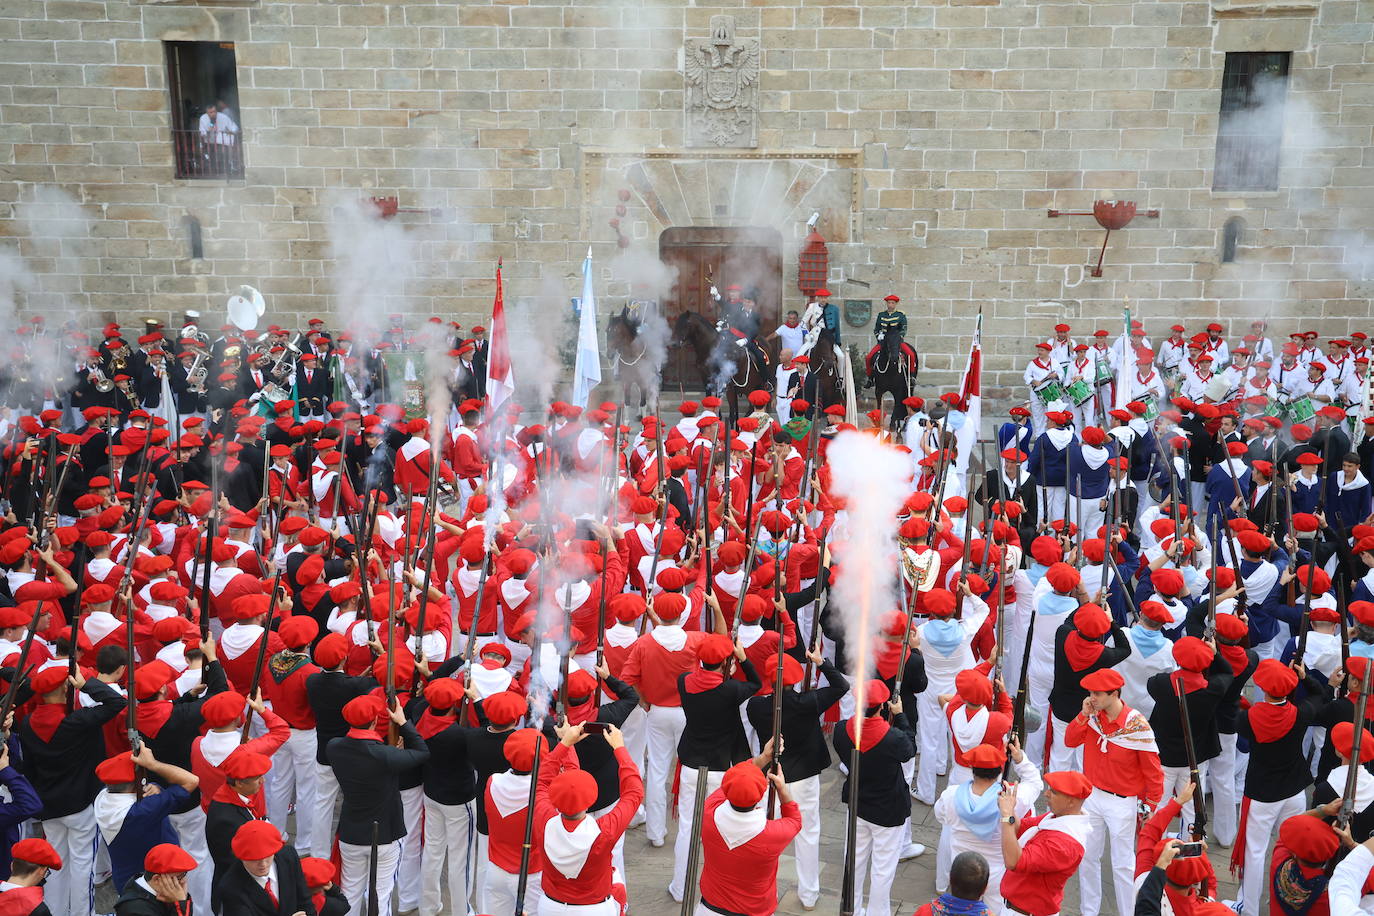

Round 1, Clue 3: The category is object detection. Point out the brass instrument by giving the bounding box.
[269,334,302,381]
[187,352,209,394]
[89,365,114,393]
[122,381,140,411]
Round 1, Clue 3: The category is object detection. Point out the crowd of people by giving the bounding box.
[0,308,1371,916]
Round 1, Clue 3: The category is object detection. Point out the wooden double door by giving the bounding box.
[658,226,783,386]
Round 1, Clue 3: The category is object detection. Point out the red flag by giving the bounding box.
[485,258,515,413]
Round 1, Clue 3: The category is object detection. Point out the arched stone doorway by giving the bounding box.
[658,225,782,386]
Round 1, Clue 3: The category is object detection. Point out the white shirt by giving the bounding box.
[197,111,239,145]
[775,323,805,355]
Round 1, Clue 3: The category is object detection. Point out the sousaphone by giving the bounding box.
[227,285,266,332]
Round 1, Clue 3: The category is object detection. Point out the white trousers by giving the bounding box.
[420,797,472,916]
[484,862,543,916]
[1048,716,1082,773]
[915,688,948,804]
[671,768,725,900]
[852,818,905,916]
[396,785,424,911]
[1212,732,1240,846]
[644,704,686,845]
[542,898,618,916]
[311,760,341,859]
[169,805,212,913]
[1240,791,1306,916]
[1078,788,1138,916]
[43,807,97,916]
[1042,485,1067,525]
[621,704,648,817]
[340,838,400,916]
[589,801,628,897]
[266,726,318,853]
[1068,494,1106,543]
[1161,764,1203,836]
[789,774,822,907]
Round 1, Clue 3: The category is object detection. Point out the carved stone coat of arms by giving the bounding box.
[684,16,760,148]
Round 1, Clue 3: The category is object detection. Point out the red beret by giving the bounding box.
[1081,426,1106,447]
[278,615,318,649]
[765,652,804,688]
[314,633,348,669]
[11,838,61,870]
[1253,658,1298,697]
[609,593,645,623]
[865,679,891,708]
[921,588,957,618]
[221,748,272,780]
[300,856,337,888]
[1295,566,1331,596]
[231,820,283,860]
[202,691,247,728]
[1073,604,1111,639]
[31,667,68,695]
[133,661,176,700]
[503,728,545,771]
[342,694,387,728]
[144,844,197,875]
[1279,814,1339,864]
[1292,513,1320,533]
[1030,537,1062,566]
[1215,613,1249,642]
[1044,770,1093,799]
[965,743,1007,769]
[955,669,992,707]
[1139,600,1173,625]
[721,761,768,808]
[1331,721,1374,764]
[483,691,527,727]
[96,752,137,785]
[423,678,464,710]
[1045,562,1080,594]
[548,769,599,815]
[1080,668,1125,692]
[1172,636,1214,672]
[717,542,748,567]
[1352,601,1374,627]
[697,634,734,666]
[1151,568,1185,598]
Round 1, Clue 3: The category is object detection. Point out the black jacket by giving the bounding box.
[213,845,316,916]
[539,676,640,811]
[305,670,378,765]
[1146,656,1233,767]
[1048,622,1131,723]
[326,724,429,845]
[405,697,478,808]
[833,712,917,828]
[205,800,259,911]
[677,661,760,770]
[463,721,516,835]
[1238,673,1327,802]
[746,659,848,782]
[141,659,229,774]
[114,876,195,915]
[17,679,126,819]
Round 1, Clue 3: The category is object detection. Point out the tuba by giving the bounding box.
[187,352,209,394]
[269,333,302,381]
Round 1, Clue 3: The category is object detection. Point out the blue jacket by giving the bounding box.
[1069,443,1117,500]
[1205,462,1251,529]
[0,748,41,879]
[1029,432,1076,489]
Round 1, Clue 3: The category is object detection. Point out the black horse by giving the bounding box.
[868,333,918,431]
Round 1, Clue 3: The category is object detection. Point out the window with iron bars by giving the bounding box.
[1213,51,1290,192]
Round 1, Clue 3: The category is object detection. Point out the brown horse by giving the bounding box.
[670,311,779,426]
[803,332,847,416]
[606,310,664,413]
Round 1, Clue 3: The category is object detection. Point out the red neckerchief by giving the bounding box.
[1219,644,1249,677]
[415,709,455,740]
[135,698,174,738]
[1063,632,1105,671]
[346,727,384,742]
[211,781,266,818]
[846,714,890,752]
[1249,700,1298,743]
[684,669,724,694]
[875,642,903,680]
[26,702,65,743]
[1172,668,1206,694]
[565,695,597,726]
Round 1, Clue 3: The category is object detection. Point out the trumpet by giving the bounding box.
[89,365,114,393]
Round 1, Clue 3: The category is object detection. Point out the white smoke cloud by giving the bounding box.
[325,193,417,353]
[825,430,911,741]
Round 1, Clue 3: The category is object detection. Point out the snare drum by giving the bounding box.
[1094,359,1115,386]
[1037,379,1064,406]
[1141,393,1159,421]
[1066,378,1094,406]
[1286,395,1316,425]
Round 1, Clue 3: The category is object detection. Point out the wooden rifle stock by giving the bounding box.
[679,766,711,916]
[513,736,544,916]
[239,569,284,743]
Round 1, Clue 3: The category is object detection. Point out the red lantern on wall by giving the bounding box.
[797,229,828,297]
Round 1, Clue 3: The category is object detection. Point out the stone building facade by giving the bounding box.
[0,0,1371,398]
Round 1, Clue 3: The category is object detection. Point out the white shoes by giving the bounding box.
[900,843,927,861]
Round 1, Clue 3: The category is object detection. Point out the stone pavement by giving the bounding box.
[618,764,1242,916]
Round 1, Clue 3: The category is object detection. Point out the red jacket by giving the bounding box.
[532,744,643,905]
[999,813,1090,916]
[698,789,801,916]
[619,630,709,707]
[262,651,319,730]
[190,708,290,810]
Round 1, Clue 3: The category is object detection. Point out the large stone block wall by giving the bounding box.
[0,0,1371,400]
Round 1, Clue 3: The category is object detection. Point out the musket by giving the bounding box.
[1294,548,1320,666]
[1173,675,1208,895]
[36,441,79,549]
[409,445,447,691]
[638,496,672,637]
[1004,605,1038,781]
[239,569,284,743]
[1338,572,1352,674]
[512,734,544,916]
[679,766,711,916]
[839,744,862,916]
[0,600,46,734]
[1264,436,1282,538]
[1151,426,1183,548]
[1336,657,1374,832]
[63,544,89,713]
[199,443,223,647]
[976,439,994,575]
[724,510,769,674]
[555,584,573,717]
[801,530,831,690]
[893,556,923,699]
[451,550,492,725]
[366,819,380,916]
[1206,514,1220,640]
[593,539,611,682]
[384,559,399,743]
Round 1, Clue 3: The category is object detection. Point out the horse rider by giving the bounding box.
[797,288,842,360]
[713,285,770,383]
[865,294,915,385]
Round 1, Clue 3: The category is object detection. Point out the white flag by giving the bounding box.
[572,247,602,408]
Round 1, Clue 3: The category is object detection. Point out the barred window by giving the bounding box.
[165,41,244,180]
[1213,52,1290,192]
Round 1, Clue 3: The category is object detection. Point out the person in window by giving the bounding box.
[197,104,239,173]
